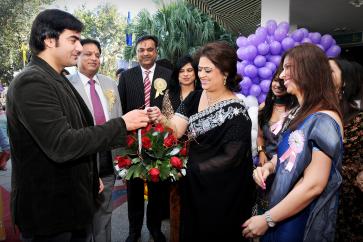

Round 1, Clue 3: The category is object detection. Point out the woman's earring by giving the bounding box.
[223,77,227,86]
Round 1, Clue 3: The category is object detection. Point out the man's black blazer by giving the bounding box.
[118,64,172,113]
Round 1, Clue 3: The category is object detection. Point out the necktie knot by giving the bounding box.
[145,70,151,76]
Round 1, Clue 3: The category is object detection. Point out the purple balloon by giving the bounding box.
[269,41,282,55]
[281,37,295,51]
[326,45,341,58]
[292,29,304,42]
[302,37,312,43]
[241,88,249,96]
[265,62,277,73]
[244,64,258,78]
[254,55,267,67]
[239,45,258,61]
[237,61,245,75]
[260,79,271,93]
[277,21,290,32]
[258,67,272,79]
[320,34,333,50]
[266,20,277,35]
[240,77,252,90]
[255,27,268,41]
[252,77,260,84]
[300,28,309,38]
[316,44,325,51]
[269,55,282,67]
[309,32,321,44]
[250,84,262,97]
[236,36,249,47]
[266,35,275,44]
[257,43,269,55]
[274,27,288,42]
[258,93,267,104]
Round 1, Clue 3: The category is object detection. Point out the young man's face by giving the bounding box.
[53,29,83,68]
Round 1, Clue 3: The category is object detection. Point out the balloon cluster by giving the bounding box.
[237,20,341,103]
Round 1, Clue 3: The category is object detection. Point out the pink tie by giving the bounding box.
[144,70,151,107]
[89,79,106,125]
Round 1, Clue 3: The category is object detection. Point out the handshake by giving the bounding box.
[122,107,162,131]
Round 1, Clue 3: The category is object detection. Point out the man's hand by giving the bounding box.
[99,178,104,194]
[122,109,149,131]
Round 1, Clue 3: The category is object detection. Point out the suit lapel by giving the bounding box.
[69,73,93,113]
[135,67,145,107]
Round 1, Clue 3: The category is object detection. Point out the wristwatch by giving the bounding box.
[264,210,276,227]
[257,145,265,154]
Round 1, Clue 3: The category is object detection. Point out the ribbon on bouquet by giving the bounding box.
[279,130,305,172]
[270,112,288,135]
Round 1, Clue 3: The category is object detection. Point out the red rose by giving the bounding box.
[127,135,136,147]
[163,134,176,147]
[142,136,152,149]
[170,156,183,169]
[179,147,187,156]
[142,124,152,135]
[154,123,164,133]
[149,167,160,182]
[115,155,132,168]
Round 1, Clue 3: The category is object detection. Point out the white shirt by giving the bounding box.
[78,71,110,122]
[140,63,156,83]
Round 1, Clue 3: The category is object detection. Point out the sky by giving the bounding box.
[48,0,158,17]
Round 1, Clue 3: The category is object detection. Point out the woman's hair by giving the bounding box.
[196,41,241,92]
[258,62,298,128]
[283,43,342,130]
[169,55,200,95]
[332,58,363,123]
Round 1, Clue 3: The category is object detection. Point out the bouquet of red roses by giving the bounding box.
[114,123,188,182]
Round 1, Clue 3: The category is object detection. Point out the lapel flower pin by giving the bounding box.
[104,89,115,112]
[153,78,167,98]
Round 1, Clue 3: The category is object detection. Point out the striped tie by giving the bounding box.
[144,70,151,107]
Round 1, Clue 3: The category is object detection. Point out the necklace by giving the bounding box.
[205,91,225,106]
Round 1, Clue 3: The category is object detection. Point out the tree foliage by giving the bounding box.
[74,4,126,78]
[0,0,53,84]
[125,0,234,64]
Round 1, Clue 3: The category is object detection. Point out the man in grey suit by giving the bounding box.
[68,38,120,242]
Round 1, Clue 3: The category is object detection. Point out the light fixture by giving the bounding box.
[349,0,363,7]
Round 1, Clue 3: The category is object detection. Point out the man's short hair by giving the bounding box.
[80,39,102,54]
[136,35,158,48]
[29,9,83,55]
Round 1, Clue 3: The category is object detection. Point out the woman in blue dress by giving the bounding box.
[242,43,344,242]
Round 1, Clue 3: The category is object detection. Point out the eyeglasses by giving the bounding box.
[198,66,215,73]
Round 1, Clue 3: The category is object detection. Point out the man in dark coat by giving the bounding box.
[118,35,172,242]
[6,9,149,242]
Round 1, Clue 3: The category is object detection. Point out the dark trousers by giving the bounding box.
[126,178,169,236]
[21,228,91,242]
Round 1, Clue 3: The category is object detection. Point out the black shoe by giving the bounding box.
[151,231,166,242]
[125,234,140,242]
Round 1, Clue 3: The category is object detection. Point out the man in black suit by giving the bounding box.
[118,35,172,242]
[6,9,149,242]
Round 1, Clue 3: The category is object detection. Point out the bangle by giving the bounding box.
[257,145,265,154]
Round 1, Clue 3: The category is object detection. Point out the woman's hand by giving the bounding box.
[259,151,268,166]
[253,165,270,189]
[242,215,269,238]
[146,106,162,123]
